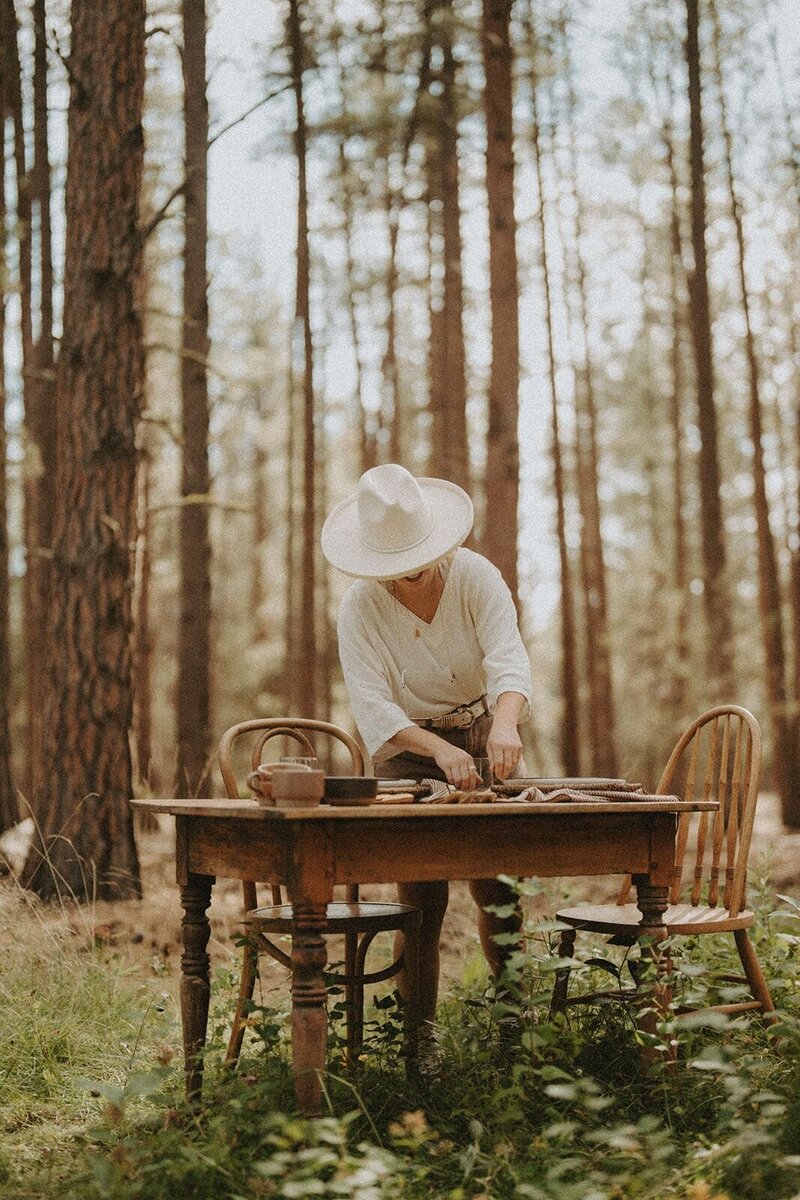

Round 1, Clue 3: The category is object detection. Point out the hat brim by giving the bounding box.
[321,477,474,580]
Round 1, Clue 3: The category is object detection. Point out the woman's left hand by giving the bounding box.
[486,716,523,780]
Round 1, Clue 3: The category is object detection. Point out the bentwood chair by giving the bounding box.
[220,717,420,1067]
[550,706,775,1023]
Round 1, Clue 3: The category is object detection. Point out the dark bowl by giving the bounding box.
[324,776,378,805]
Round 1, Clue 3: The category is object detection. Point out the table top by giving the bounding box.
[131,796,718,820]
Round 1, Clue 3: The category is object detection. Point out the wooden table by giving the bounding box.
[132,795,716,1113]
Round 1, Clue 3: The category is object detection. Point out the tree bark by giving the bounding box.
[661,84,691,730]
[481,0,520,602]
[250,385,271,643]
[133,438,154,792]
[176,0,212,798]
[288,0,317,718]
[1,0,38,802]
[426,0,469,490]
[22,0,146,901]
[30,0,57,808]
[526,4,580,774]
[684,0,733,694]
[0,56,18,832]
[559,6,617,775]
[710,0,800,824]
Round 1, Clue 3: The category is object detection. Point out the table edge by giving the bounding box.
[131,797,719,818]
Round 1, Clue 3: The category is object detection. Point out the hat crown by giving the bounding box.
[357,465,435,553]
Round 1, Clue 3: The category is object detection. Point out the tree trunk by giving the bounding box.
[384,176,402,465]
[339,134,375,475]
[526,4,580,774]
[559,7,617,775]
[438,0,469,490]
[426,141,447,476]
[176,0,212,798]
[250,385,270,643]
[1,0,38,803]
[765,3,800,775]
[481,0,520,602]
[710,0,800,825]
[288,0,317,718]
[684,0,733,694]
[133,438,155,791]
[22,0,145,901]
[30,0,57,806]
[662,89,691,731]
[331,24,375,475]
[283,353,300,710]
[0,69,18,832]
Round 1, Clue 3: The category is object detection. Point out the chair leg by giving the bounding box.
[734,929,776,1023]
[549,926,576,1016]
[403,913,421,1073]
[225,930,259,1067]
[344,929,360,1066]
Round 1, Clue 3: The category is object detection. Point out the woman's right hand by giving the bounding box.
[432,741,480,789]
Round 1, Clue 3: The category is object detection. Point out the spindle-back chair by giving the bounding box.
[220,718,420,1066]
[550,706,775,1022]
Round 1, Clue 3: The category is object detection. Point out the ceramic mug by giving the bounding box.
[271,768,325,807]
[247,762,312,806]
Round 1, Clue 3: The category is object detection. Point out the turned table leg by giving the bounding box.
[180,871,214,1100]
[291,901,329,1115]
[632,873,672,1054]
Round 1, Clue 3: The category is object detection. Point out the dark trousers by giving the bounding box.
[375,713,522,1023]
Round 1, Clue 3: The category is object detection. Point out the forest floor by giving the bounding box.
[21,787,800,1008]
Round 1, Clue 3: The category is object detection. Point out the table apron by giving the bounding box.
[331,813,673,883]
[186,818,287,882]
[182,812,676,887]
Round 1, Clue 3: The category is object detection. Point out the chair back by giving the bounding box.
[657,705,761,917]
[218,717,365,799]
[218,717,365,910]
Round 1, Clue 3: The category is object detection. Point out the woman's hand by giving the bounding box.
[432,741,480,789]
[487,716,523,780]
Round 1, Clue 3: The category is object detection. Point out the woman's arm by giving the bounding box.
[386,725,481,790]
[486,691,526,779]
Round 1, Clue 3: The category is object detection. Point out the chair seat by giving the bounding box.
[247,901,416,935]
[557,902,755,937]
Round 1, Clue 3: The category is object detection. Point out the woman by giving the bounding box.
[321,463,532,1028]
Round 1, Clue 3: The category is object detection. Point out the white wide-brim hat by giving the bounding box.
[321,463,474,580]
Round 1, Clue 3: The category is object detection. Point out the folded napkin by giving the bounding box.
[514,786,678,804]
[419,778,454,803]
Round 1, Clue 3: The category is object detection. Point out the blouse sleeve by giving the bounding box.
[337,591,414,759]
[467,555,532,718]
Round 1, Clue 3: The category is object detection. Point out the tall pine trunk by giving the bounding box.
[710,0,800,824]
[559,7,616,774]
[527,3,580,774]
[0,80,17,832]
[22,0,145,901]
[437,0,469,489]
[1,0,38,802]
[250,384,270,643]
[176,0,212,797]
[30,0,56,806]
[481,0,519,601]
[134,438,154,791]
[662,91,691,730]
[684,0,733,695]
[288,0,317,717]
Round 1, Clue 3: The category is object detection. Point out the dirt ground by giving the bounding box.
[5,790,799,1009]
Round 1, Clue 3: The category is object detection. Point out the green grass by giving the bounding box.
[2,876,800,1199]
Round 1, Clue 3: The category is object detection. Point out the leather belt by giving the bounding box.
[412,695,489,731]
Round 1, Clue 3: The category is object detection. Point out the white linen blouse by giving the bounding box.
[337,547,532,762]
